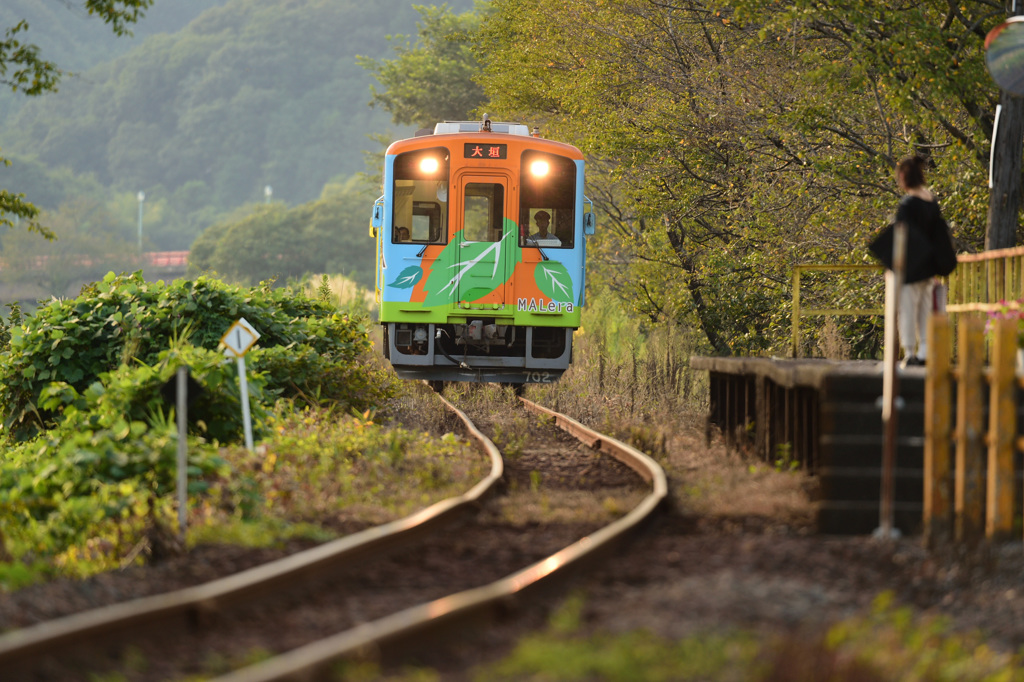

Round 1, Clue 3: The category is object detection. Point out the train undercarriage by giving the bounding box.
[383,321,573,385]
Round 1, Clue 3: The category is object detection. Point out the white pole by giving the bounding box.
[176,366,188,539]
[137,191,145,253]
[990,104,1002,189]
[237,355,254,452]
[878,222,907,540]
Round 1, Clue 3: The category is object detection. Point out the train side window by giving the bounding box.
[392,148,449,244]
[463,183,504,242]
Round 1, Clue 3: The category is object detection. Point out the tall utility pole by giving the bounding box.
[987,98,1024,250]
[987,4,1024,250]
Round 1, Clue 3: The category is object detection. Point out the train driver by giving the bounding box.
[526,211,561,247]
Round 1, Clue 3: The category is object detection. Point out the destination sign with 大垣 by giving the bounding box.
[464,143,507,159]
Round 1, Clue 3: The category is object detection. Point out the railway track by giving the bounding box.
[0,392,667,681]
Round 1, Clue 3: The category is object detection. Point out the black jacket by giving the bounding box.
[869,195,957,284]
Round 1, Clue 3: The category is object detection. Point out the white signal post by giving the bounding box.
[221,318,261,452]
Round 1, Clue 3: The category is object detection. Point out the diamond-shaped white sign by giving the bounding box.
[221,318,261,358]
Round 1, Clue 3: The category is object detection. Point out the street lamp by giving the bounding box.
[264,185,272,204]
[137,191,145,253]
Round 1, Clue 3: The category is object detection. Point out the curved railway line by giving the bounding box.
[0,394,667,681]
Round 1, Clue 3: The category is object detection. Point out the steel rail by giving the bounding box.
[209,395,668,682]
[0,398,503,675]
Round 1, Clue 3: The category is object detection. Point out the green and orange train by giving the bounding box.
[370,117,595,386]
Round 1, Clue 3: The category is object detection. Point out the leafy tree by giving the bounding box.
[475,0,820,353]
[725,0,1007,247]
[358,3,487,128]
[472,0,1010,354]
[0,1,154,236]
[188,175,377,287]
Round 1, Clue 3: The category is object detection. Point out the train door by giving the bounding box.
[454,172,514,304]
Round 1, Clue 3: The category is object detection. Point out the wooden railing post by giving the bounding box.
[994,257,1006,302]
[988,317,1017,541]
[956,316,986,545]
[924,314,952,546]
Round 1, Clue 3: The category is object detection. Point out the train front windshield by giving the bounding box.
[519,150,576,249]
[391,148,450,244]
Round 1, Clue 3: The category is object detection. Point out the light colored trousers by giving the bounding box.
[899,278,935,359]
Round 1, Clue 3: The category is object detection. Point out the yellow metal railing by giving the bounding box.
[793,246,1024,358]
[946,245,1024,314]
[791,264,884,358]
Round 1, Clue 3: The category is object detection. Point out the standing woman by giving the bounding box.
[886,155,957,366]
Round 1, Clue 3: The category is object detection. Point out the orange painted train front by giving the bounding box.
[370,118,595,387]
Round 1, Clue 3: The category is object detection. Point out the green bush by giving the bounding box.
[0,272,399,578]
[0,345,237,567]
[253,344,394,414]
[0,271,376,440]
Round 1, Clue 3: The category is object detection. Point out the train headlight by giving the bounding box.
[419,157,440,174]
[530,160,550,177]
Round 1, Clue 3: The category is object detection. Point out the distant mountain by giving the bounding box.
[0,1,231,76]
[0,1,231,127]
[0,0,420,215]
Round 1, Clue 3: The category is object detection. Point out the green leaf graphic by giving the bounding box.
[422,218,522,306]
[534,262,574,302]
[388,266,423,289]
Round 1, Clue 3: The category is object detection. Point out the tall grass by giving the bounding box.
[529,288,707,454]
[304,273,376,319]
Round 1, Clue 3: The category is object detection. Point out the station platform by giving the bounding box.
[690,356,927,536]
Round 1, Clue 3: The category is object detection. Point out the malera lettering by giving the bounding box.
[517,298,574,313]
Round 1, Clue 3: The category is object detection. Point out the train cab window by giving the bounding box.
[392,147,449,244]
[522,208,564,247]
[463,183,505,242]
[519,150,576,249]
[412,201,442,241]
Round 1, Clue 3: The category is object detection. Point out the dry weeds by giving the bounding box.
[668,428,816,526]
[526,326,817,530]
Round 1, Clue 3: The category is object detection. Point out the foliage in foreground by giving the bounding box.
[0,344,236,579]
[0,271,383,441]
[463,592,1024,682]
[0,272,404,584]
[0,395,479,587]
